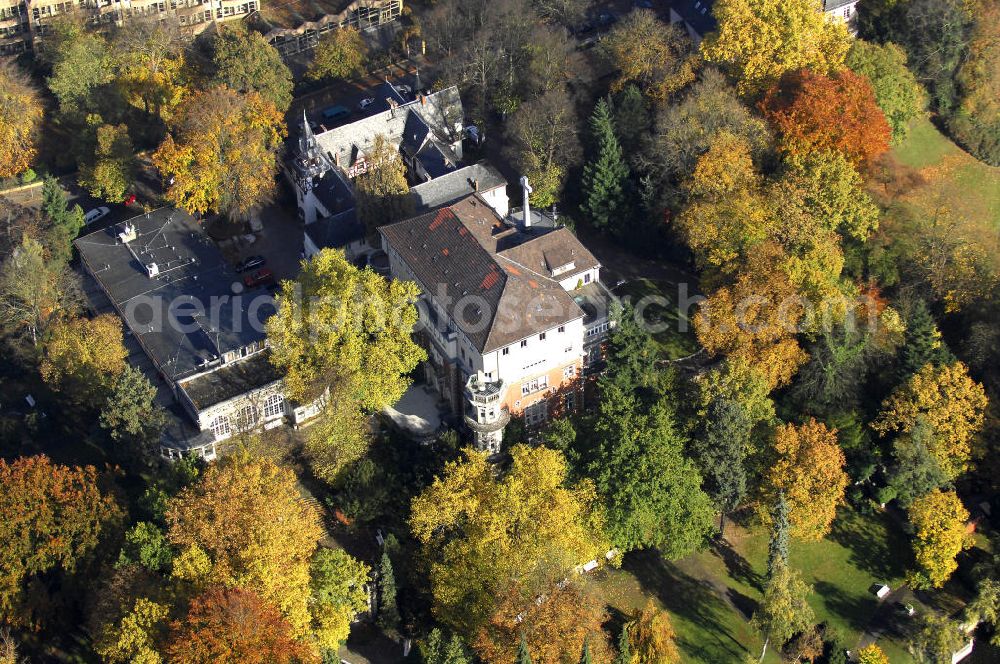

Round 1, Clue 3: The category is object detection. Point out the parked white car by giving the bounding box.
[84,206,110,225]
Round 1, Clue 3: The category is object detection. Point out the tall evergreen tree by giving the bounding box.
[443,634,470,664]
[613,84,650,156]
[579,638,592,664]
[40,176,84,263]
[581,98,630,233]
[517,634,533,664]
[899,301,953,379]
[691,396,751,536]
[614,623,631,664]
[377,551,399,630]
[767,494,790,576]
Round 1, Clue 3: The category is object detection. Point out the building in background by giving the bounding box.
[669,0,859,42]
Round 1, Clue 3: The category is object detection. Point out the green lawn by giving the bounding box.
[614,278,700,360]
[890,115,1000,231]
[589,508,916,663]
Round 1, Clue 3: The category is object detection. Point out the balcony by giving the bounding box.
[465,374,504,405]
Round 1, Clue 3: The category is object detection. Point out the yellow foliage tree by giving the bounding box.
[873,362,988,481]
[0,61,42,179]
[307,27,367,82]
[907,489,972,589]
[152,86,285,219]
[701,0,851,95]
[474,582,612,664]
[629,601,681,664]
[166,456,324,638]
[856,644,890,664]
[40,314,127,403]
[265,248,424,408]
[693,244,808,390]
[601,9,697,102]
[761,419,848,541]
[93,597,168,664]
[409,446,608,641]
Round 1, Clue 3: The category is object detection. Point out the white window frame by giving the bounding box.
[263,393,285,420]
[521,375,548,396]
[211,415,232,439]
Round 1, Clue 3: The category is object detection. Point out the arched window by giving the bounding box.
[211,415,232,440]
[263,393,285,420]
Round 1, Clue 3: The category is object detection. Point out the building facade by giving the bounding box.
[75,208,319,460]
[379,186,616,453]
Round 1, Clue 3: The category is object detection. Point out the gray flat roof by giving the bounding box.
[74,209,276,382]
[178,350,283,410]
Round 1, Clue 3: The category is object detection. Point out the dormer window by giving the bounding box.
[550,261,576,277]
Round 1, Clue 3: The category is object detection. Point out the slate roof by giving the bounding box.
[178,350,283,410]
[380,194,599,353]
[822,0,856,10]
[74,209,276,382]
[410,162,507,212]
[315,85,463,173]
[672,0,717,37]
[304,209,367,252]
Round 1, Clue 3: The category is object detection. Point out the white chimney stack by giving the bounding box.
[520,176,533,228]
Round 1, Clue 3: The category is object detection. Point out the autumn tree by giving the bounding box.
[0,456,122,625]
[948,0,1000,165]
[857,644,890,664]
[267,248,423,406]
[761,419,848,541]
[474,582,611,664]
[639,68,770,208]
[110,19,189,125]
[167,587,316,664]
[751,558,815,662]
[79,122,136,202]
[504,88,581,208]
[166,455,324,637]
[409,446,608,639]
[846,40,925,144]
[760,68,891,167]
[152,86,285,220]
[307,27,367,82]
[40,313,128,404]
[581,99,630,233]
[309,548,371,652]
[601,10,696,102]
[93,596,169,664]
[0,237,73,346]
[628,601,680,664]
[701,0,851,95]
[354,134,414,237]
[907,489,972,589]
[212,24,294,113]
[693,244,808,390]
[0,61,42,178]
[873,362,987,481]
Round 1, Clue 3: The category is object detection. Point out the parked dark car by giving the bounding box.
[235,255,265,272]
[243,268,274,288]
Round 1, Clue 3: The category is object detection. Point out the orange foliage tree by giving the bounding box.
[166,587,318,664]
[761,419,848,541]
[473,582,611,664]
[760,69,891,168]
[0,455,122,625]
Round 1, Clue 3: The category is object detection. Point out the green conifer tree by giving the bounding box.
[899,301,954,379]
[443,633,469,664]
[517,634,533,664]
[581,98,630,233]
[40,175,84,263]
[377,550,399,630]
[767,494,790,576]
[614,623,631,664]
[579,638,592,664]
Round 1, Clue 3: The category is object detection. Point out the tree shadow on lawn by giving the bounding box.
[827,510,909,581]
[711,538,763,593]
[625,549,752,663]
[813,580,874,633]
